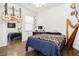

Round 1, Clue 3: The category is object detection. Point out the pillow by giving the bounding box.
[46,32,62,35]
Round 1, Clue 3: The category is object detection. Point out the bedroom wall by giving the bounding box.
[36,4,72,35]
[36,3,79,50]
[0,3,36,47]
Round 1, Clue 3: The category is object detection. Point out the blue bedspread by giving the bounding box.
[26,37,66,56]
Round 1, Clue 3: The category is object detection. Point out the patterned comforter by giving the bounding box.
[30,34,65,48]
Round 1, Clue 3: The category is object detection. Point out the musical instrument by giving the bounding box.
[65,19,79,48]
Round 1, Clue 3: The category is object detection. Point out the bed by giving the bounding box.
[26,32,66,56]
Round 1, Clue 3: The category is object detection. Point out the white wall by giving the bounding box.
[37,4,70,35]
[36,3,79,50]
[0,20,7,47]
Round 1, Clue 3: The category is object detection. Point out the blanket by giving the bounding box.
[30,34,65,48]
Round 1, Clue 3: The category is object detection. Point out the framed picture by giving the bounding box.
[7,23,16,28]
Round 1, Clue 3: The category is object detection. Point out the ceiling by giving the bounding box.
[14,3,64,14]
[1,3,79,15]
[0,3,67,15]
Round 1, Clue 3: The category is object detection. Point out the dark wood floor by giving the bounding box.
[61,47,79,56]
[0,39,79,56]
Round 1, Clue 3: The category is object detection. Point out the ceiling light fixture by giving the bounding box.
[33,3,45,7]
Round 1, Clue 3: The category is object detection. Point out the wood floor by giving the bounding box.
[0,39,43,56]
[0,39,79,56]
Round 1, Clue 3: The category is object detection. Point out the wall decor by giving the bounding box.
[1,3,10,20]
[71,3,76,9]
[17,8,22,23]
[19,8,21,18]
[70,3,79,22]
[10,6,18,21]
[4,3,8,15]
[1,3,22,21]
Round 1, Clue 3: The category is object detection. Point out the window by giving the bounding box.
[25,16,34,31]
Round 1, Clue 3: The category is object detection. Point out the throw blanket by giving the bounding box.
[30,34,65,48]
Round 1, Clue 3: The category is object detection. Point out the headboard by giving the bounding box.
[33,32,62,35]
